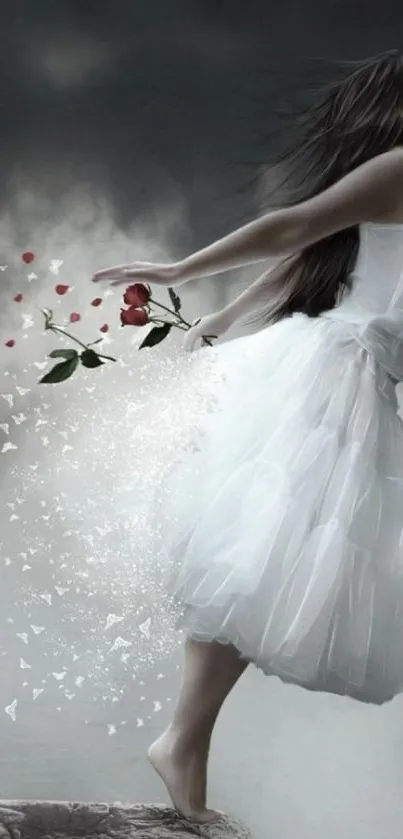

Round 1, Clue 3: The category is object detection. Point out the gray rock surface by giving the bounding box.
[0,802,251,839]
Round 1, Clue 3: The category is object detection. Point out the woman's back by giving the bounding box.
[320,222,403,383]
[342,223,403,315]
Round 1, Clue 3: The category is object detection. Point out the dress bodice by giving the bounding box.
[324,223,403,381]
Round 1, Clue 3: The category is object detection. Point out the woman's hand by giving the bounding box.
[91,261,181,287]
[183,311,231,352]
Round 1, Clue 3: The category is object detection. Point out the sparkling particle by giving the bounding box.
[16,633,29,644]
[22,314,34,329]
[110,636,132,652]
[49,259,64,275]
[33,689,44,700]
[105,614,123,631]
[139,618,151,638]
[5,700,17,721]
[1,442,18,454]
[39,593,52,606]
[30,625,45,635]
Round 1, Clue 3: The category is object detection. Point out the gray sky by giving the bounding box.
[0,0,401,250]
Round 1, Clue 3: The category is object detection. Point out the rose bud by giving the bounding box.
[91,297,103,307]
[22,251,35,264]
[13,293,23,302]
[120,306,149,326]
[5,339,15,347]
[55,284,70,295]
[69,312,81,323]
[99,323,109,333]
[123,283,150,307]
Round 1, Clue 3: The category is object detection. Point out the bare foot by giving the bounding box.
[148,731,223,824]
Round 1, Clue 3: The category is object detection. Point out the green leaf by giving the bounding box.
[39,356,79,384]
[139,322,172,349]
[48,349,79,360]
[80,349,105,368]
[168,287,181,313]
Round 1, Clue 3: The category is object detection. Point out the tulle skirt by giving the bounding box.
[155,312,403,705]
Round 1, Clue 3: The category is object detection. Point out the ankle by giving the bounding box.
[167,723,210,760]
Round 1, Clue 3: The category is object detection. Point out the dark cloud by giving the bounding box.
[0,0,401,242]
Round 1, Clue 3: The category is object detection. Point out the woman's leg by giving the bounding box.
[148,637,248,822]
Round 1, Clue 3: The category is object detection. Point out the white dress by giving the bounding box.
[157,222,403,706]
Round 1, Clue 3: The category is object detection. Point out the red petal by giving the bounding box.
[22,251,35,264]
[5,339,15,347]
[99,323,109,333]
[13,293,23,302]
[55,284,70,295]
[69,312,81,323]
[91,297,103,307]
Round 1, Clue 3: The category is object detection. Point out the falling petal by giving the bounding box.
[13,293,23,303]
[5,339,15,347]
[22,251,35,264]
[55,284,70,295]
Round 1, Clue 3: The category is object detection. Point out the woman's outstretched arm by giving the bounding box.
[92,148,403,288]
[175,148,403,285]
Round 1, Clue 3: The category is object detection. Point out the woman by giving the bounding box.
[93,51,403,822]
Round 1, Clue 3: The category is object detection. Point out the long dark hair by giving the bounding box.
[247,49,403,328]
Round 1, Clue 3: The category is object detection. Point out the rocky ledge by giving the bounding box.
[0,801,251,839]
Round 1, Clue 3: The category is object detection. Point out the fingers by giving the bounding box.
[91,265,129,283]
[183,325,202,352]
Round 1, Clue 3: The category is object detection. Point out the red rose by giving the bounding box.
[120,306,149,326]
[99,323,109,333]
[123,283,150,307]
[5,339,15,347]
[22,251,35,264]
[69,312,81,323]
[13,293,23,302]
[91,297,103,307]
[55,284,70,295]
